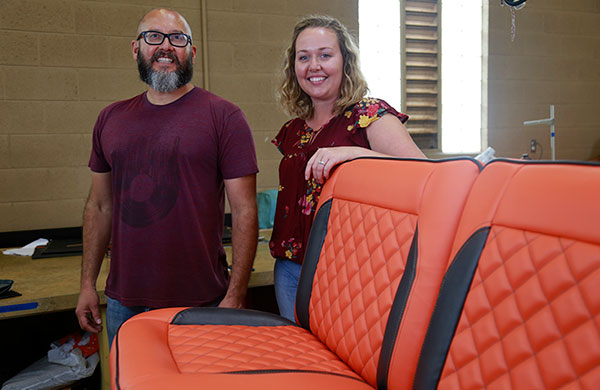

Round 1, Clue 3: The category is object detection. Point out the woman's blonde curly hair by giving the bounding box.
[279,15,369,120]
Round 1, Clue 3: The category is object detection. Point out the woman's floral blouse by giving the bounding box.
[269,98,409,264]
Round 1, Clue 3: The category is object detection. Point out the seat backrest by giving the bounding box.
[415,160,600,389]
[295,157,481,388]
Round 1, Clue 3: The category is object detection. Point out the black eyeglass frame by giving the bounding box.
[136,30,192,47]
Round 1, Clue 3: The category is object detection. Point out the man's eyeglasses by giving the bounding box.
[137,31,192,47]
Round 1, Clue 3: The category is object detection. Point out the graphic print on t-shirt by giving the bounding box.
[116,134,181,228]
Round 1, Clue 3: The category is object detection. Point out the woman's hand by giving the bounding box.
[305,146,379,183]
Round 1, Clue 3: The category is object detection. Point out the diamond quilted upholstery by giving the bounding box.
[168,323,360,377]
[434,160,600,389]
[110,157,484,390]
[439,226,600,389]
[309,198,417,385]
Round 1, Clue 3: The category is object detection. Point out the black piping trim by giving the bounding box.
[413,227,490,390]
[484,158,600,170]
[216,368,367,383]
[114,328,121,390]
[347,155,483,170]
[376,227,419,390]
[296,199,332,330]
[171,307,299,327]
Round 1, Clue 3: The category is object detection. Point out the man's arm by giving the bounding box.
[220,174,258,308]
[75,172,112,333]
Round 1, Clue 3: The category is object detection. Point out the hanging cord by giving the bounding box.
[500,0,526,42]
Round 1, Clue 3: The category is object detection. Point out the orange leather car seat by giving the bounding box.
[414,160,600,389]
[110,157,481,390]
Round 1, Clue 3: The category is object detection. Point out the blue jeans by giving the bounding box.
[106,296,151,350]
[106,296,223,349]
[274,258,302,322]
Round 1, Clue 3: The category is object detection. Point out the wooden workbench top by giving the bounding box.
[0,231,274,319]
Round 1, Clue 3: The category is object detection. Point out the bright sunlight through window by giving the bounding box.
[441,1,483,153]
[359,0,401,111]
[359,1,484,153]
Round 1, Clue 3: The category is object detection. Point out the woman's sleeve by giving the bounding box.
[345,98,409,133]
[271,119,294,155]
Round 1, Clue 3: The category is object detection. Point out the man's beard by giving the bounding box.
[137,50,193,92]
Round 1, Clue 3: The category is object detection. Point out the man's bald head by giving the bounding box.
[136,8,193,40]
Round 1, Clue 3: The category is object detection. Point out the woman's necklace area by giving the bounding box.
[306,122,326,145]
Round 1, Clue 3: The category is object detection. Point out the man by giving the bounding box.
[75,8,258,348]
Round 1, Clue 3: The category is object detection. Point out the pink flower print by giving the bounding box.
[367,103,380,117]
[298,195,313,215]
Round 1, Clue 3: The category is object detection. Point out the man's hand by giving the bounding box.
[75,286,103,333]
[218,292,244,309]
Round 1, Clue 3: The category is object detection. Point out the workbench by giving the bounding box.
[0,231,275,389]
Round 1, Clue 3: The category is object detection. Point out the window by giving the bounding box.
[359,0,485,153]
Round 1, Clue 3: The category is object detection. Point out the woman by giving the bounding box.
[270,15,424,322]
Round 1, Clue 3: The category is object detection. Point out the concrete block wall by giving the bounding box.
[2,0,599,233]
[487,1,600,160]
[0,0,358,233]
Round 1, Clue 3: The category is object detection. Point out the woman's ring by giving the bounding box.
[319,160,326,165]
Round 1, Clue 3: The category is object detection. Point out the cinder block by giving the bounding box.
[522,32,559,57]
[559,147,598,161]
[0,101,45,135]
[284,0,358,31]
[544,11,583,35]
[206,0,234,11]
[9,199,86,231]
[487,126,533,159]
[233,0,287,15]
[10,134,90,168]
[557,104,600,128]
[210,73,277,105]
[577,61,600,82]
[0,136,8,168]
[48,167,92,200]
[488,24,533,56]
[0,31,39,65]
[191,71,207,90]
[258,15,297,44]
[232,43,284,73]
[0,0,74,33]
[44,101,107,134]
[78,68,144,101]
[560,35,598,60]
[108,37,135,69]
[40,34,111,68]
[559,82,600,104]
[580,12,600,36]
[543,58,580,82]
[488,55,547,81]
[208,42,234,73]
[526,0,563,11]
[488,79,560,106]
[0,204,17,232]
[0,168,48,202]
[4,67,78,100]
[488,102,544,129]
[488,4,512,32]
[238,102,288,131]
[207,11,261,42]
[256,160,279,190]
[73,2,147,37]
[182,9,203,40]
[252,130,283,161]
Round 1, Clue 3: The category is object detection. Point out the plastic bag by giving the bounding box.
[1,332,99,390]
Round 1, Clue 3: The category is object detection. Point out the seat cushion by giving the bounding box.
[111,307,373,390]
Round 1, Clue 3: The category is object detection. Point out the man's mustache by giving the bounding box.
[151,51,180,65]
